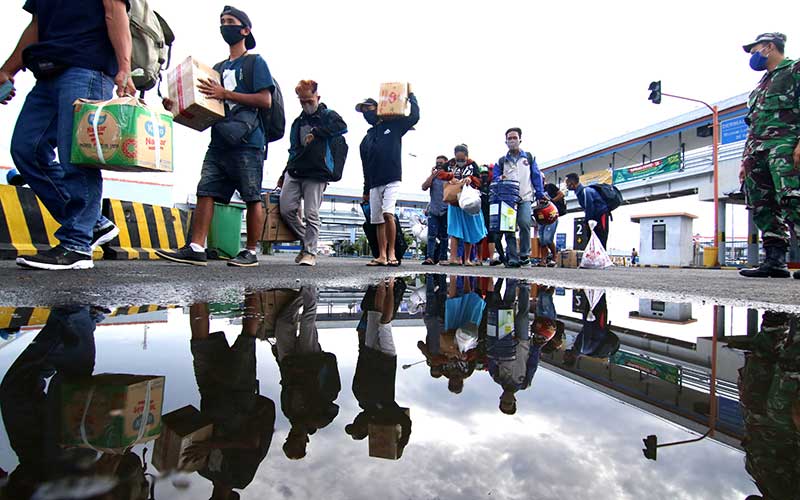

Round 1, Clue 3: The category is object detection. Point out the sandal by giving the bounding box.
[388,259,401,267]
[366,259,386,267]
[422,258,435,265]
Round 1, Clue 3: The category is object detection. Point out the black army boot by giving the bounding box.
[739,246,790,278]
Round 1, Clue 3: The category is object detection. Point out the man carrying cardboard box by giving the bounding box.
[2,0,135,270]
[278,79,347,267]
[157,5,274,267]
[356,88,419,267]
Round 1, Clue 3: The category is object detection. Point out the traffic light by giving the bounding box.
[648,81,662,104]
[642,435,658,460]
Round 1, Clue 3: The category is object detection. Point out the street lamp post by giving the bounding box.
[649,83,721,266]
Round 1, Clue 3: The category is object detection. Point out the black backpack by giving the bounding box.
[320,109,348,182]
[215,55,286,143]
[589,183,624,211]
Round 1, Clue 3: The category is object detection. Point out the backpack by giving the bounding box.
[320,109,349,182]
[589,183,624,211]
[129,0,175,93]
[242,54,286,143]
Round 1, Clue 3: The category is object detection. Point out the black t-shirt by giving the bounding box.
[22,0,130,78]
[545,183,567,216]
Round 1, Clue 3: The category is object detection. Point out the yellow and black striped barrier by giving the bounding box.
[102,199,192,260]
[109,304,173,316]
[0,306,51,330]
[0,185,103,260]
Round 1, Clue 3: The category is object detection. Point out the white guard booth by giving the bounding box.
[631,212,697,267]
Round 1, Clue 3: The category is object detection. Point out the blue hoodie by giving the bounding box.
[575,183,609,221]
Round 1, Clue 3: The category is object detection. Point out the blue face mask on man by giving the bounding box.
[749,49,769,71]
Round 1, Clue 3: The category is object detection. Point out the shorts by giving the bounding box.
[540,219,558,246]
[366,311,396,356]
[369,181,401,225]
[197,147,265,204]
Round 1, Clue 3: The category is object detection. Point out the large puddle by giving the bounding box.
[0,274,791,499]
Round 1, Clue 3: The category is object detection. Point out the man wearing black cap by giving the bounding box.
[357,91,420,267]
[157,6,276,268]
[738,32,800,279]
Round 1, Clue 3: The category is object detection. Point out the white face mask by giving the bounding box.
[301,102,318,115]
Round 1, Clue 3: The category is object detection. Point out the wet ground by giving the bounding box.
[2,256,800,310]
[0,272,796,499]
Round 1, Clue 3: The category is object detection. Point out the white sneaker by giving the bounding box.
[299,253,316,266]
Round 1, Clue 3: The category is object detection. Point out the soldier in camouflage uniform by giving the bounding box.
[739,33,800,278]
[736,311,800,499]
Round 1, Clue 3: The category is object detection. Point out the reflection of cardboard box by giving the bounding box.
[263,193,298,243]
[378,82,410,118]
[368,408,410,460]
[152,406,213,473]
[167,56,225,131]
[559,250,583,268]
[258,289,298,338]
[61,374,165,452]
[71,97,173,173]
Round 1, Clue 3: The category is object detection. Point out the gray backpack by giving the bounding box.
[129,0,175,93]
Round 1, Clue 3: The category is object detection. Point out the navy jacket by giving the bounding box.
[360,94,420,195]
[286,103,347,181]
[575,183,610,221]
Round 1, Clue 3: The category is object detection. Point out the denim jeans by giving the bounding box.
[11,68,114,254]
[426,212,448,262]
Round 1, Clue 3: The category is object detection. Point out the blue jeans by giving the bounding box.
[540,219,558,246]
[11,68,114,254]
[426,212,448,262]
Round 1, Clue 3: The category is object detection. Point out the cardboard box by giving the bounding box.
[263,193,298,243]
[61,374,165,452]
[378,82,411,118]
[368,408,410,460]
[152,405,213,473]
[531,237,544,260]
[71,97,174,173]
[167,56,225,131]
[559,250,583,269]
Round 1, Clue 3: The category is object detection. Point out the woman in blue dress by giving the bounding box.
[442,144,487,266]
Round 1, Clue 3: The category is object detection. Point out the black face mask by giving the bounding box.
[363,110,379,125]
[220,25,246,46]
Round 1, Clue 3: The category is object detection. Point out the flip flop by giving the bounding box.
[388,260,401,267]
[366,259,386,267]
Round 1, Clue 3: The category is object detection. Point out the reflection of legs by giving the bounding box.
[189,303,211,340]
[516,283,531,341]
[242,293,260,338]
[297,287,321,354]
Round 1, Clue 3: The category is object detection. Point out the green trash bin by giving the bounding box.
[208,202,246,259]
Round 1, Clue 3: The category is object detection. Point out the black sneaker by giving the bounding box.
[546,258,557,268]
[16,245,94,270]
[155,245,207,266]
[227,250,259,267]
[91,222,120,249]
[519,258,531,268]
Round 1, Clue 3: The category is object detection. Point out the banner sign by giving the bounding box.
[580,169,612,187]
[613,153,682,184]
[611,350,681,385]
[721,116,748,145]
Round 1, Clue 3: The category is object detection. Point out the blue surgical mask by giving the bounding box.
[363,110,378,125]
[749,50,769,71]
[220,25,246,46]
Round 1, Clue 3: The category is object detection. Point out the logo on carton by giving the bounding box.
[144,121,167,138]
[77,109,120,161]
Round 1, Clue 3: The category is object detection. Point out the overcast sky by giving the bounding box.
[0,0,799,251]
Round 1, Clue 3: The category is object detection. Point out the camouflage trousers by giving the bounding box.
[743,141,800,248]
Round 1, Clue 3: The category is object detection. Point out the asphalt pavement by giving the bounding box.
[1,255,799,311]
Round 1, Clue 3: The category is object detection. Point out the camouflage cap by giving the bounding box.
[743,32,787,53]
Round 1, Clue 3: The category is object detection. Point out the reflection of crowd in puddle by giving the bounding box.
[2,276,796,499]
